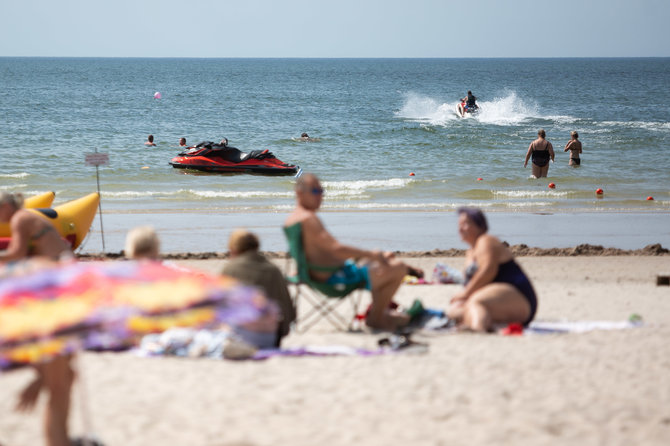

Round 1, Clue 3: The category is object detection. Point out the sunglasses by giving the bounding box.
[310,187,324,195]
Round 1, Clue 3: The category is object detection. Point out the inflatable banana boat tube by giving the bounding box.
[0,191,56,236]
[0,192,99,250]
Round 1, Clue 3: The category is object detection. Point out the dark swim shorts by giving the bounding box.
[326,260,371,291]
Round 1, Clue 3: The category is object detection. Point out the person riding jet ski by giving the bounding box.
[457,90,479,117]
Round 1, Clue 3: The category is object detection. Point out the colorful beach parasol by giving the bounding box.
[0,260,273,371]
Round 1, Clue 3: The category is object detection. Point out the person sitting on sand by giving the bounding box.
[284,173,422,331]
[564,131,582,167]
[124,225,160,260]
[144,134,156,147]
[179,137,187,147]
[447,207,538,332]
[524,129,555,178]
[0,192,71,262]
[0,192,77,446]
[222,229,296,348]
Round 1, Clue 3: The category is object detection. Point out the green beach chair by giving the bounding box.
[283,223,365,332]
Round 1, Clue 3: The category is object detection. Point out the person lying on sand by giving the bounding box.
[447,207,538,332]
[284,173,422,331]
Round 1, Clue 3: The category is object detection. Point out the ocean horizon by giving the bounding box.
[1,57,668,252]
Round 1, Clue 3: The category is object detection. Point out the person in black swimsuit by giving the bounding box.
[447,207,538,332]
[524,129,555,178]
[0,191,76,446]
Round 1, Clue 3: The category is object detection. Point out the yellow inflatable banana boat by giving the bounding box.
[0,191,56,236]
[0,193,99,250]
[25,191,56,209]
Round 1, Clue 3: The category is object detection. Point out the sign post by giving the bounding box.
[85,149,109,252]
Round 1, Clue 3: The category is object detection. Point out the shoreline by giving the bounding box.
[78,210,670,255]
[77,242,670,260]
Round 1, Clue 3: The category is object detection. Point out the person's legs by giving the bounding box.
[41,355,75,446]
[540,164,550,178]
[531,163,542,178]
[461,283,531,332]
[366,259,411,330]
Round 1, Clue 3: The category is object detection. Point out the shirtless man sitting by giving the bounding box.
[285,173,421,331]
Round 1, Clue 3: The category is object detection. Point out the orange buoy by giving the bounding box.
[477,177,483,181]
[646,196,654,201]
[409,172,415,176]
[548,183,556,189]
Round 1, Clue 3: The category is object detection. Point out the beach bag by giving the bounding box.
[432,262,464,284]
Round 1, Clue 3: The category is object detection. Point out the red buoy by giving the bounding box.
[548,183,556,189]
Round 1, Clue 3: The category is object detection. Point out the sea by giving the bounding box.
[1,58,669,253]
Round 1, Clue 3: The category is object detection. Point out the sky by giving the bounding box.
[1,0,669,58]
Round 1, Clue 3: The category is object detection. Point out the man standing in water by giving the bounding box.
[284,173,422,331]
[564,131,582,166]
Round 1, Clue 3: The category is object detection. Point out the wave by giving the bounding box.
[598,120,670,131]
[492,190,571,199]
[396,91,542,126]
[0,173,30,179]
[322,178,412,191]
[101,188,362,201]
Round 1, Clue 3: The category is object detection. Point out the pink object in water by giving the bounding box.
[153,92,162,99]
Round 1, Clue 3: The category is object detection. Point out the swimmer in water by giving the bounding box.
[144,134,156,147]
[564,131,582,167]
[298,132,320,142]
[179,137,187,147]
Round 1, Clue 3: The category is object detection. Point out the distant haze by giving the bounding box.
[1,0,669,57]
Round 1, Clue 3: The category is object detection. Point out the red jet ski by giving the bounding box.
[169,140,299,176]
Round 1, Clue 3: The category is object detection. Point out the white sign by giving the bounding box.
[85,152,109,167]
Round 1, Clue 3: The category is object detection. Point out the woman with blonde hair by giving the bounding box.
[124,225,160,260]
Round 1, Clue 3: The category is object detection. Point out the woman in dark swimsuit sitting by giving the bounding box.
[447,207,538,332]
[0,191,76,446]
[524,129,555,178]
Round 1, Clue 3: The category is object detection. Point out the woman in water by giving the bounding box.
[1,192,76,446]
[564,131,582,167]
[524,129,555,178]
[447,207,537,332]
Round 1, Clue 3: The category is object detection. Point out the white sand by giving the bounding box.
[1,256,670,446]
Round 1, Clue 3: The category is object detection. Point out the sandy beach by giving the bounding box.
[1,254,669,446]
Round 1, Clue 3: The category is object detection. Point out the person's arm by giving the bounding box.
[0,213,31,262]
[548,142,555,162]
[564,140,572,152]
[524,143,533,167]
[303,215,383,263]
[453,236,500,301]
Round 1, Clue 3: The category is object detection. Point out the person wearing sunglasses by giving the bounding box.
[284,173,423,331]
